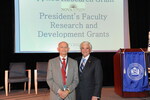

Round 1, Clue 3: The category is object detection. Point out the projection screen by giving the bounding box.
[15,0,130,53]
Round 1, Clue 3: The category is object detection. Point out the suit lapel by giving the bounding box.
[55,57,64,87]
[77,57,82,66]
[66,58,71,85]
[82,56,92,73]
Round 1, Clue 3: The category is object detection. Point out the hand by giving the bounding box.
[58,89,66,99]
[62,90,70,98]
[58,89,64,98]
[58,89,69,99]
[91,96,98,100]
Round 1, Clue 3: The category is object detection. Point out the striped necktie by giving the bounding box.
[79,58,86,73]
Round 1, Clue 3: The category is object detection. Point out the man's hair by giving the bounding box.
[58,41,69,47]
[80,41,92,50]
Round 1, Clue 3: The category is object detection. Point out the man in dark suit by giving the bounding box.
[76,41,103,100]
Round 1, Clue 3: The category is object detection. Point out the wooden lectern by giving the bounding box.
[114,48,149,97]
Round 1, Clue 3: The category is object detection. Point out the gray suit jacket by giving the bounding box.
[47,57,79,100]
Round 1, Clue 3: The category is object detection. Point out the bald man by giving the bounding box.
[47,41,79,100]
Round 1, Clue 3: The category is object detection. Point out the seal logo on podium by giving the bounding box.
[127,63,144,81]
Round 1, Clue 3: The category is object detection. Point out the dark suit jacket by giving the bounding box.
[76,56,103,100]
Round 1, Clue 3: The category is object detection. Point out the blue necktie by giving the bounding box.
[80,59,86,72]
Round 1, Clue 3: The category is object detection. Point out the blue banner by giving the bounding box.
[123,52,149,92]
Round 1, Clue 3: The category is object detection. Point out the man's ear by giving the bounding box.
[68,47,70,51]
[57,47,59,52]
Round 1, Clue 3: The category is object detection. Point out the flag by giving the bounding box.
[123,52,149,92]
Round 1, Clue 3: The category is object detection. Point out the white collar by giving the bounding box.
[82,54,90,61]
[60,56,67,61]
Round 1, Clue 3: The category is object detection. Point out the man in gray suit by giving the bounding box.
[47,41,79,100]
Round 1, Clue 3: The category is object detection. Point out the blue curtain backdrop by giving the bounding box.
[123,52,149,92]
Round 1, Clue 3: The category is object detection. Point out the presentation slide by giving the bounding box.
[15,0,130,53]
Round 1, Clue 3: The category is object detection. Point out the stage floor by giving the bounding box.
[0,86,150,100]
